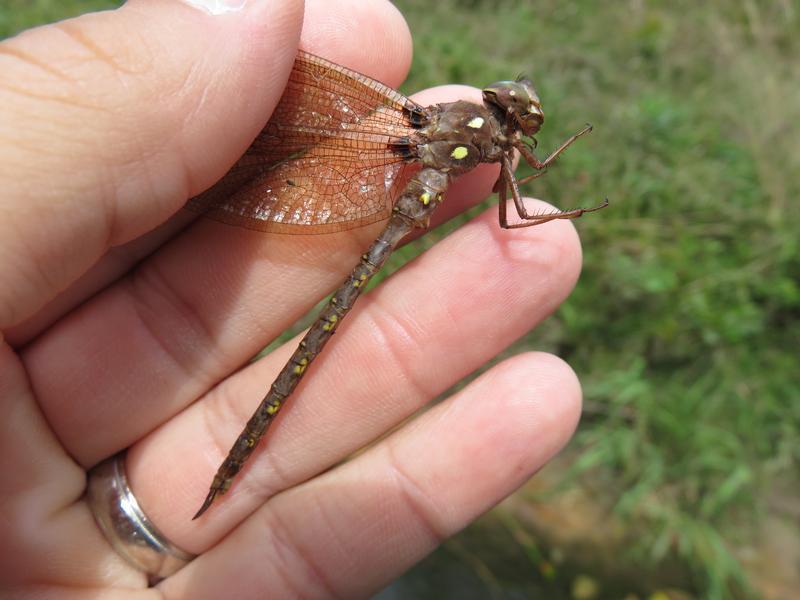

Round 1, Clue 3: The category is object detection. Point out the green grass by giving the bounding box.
[393,1,800,597]
[0,0,119,36]
[4,1,799,597]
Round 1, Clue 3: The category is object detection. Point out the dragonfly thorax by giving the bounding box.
[417,100,502,173]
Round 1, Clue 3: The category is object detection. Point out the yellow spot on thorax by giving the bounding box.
[451,146,469,160]
[419,191,431,205]
[466,117,484,129]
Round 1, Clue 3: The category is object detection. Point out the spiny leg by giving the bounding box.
[499,153,545,228]
[498,153,608,229]
[497,168,509,225]
[503,153,535,224]
[516,169,547,187]
[514,123,593,186]
[503,198,609,229]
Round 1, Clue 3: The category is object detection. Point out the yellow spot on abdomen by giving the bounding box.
[266,400,282,415]
[451,146,469,160]
[466,117,484,129]
[293,357,309,374]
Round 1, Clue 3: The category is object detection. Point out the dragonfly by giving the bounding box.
[187,50,607,519]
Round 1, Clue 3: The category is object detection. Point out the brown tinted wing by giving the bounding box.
[186,51,427,234]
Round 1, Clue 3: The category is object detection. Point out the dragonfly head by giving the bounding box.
[483,78,544,137]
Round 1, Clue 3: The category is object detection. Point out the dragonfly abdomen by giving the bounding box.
[193,167,452,518]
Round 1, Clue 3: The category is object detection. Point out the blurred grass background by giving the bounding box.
[3,1,798,598]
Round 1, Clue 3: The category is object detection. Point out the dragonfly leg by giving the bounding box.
[515,169,548,186]
[499,153,533,228]
[504,198,610,229]
[499,152,608,228]
[514,123,593,185]
[497,166,508,225]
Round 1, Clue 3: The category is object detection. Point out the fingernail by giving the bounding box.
[182,0,249,15]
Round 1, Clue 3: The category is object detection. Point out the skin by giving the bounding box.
[0,0,584,598]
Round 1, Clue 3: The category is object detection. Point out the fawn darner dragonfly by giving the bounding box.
[188,50,607,518]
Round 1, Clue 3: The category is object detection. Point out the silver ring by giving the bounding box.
[87,453,196,582]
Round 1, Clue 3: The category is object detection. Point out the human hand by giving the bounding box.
[0,0,583,597]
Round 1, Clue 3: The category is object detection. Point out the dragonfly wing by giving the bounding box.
[186,51,427,234]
